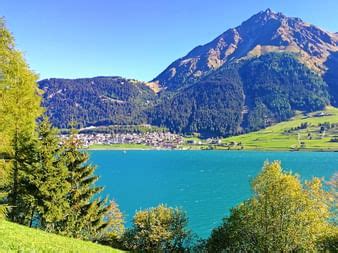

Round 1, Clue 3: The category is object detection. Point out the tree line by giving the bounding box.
[0,18,337,252]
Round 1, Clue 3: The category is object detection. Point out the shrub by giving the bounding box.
[123,204,192,252]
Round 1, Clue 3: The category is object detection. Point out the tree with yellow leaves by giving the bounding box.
[0,18,41,221]
[207,161,336,252]
[123,204,192,252]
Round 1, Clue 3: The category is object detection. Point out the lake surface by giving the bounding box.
[89,150,338,238]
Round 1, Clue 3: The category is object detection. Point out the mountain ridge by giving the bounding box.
[39,76,156,128]
[152,9,338,91]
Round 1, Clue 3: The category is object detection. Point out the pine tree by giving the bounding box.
[33,117,70,230]
[5,117,70,228]
[7,132,40,224]
[58,130,119,240]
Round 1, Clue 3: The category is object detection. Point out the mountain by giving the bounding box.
[40,9,338,137]
[150,67,244,136]
[150,53,329,137]
[39,76,156,128]
[152,8,338,91]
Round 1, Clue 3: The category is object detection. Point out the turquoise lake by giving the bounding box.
[89,150,338,238]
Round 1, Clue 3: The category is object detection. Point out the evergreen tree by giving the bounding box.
[5,117,70,228]
[57,131,119,240]
[34,117,70,230]
[8,132,40,224]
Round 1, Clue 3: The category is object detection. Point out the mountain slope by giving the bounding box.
[152,9,338,91]
[324,51,338,106]
[39,76,156,128]
[151,53,329,137]
[240,53,329,130]
[0,220,123,252]
[150,67,244,136]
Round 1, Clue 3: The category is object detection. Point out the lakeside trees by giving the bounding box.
[56,130,123,241]
[207,161,337,252]
[0,19,124,245]
[0,17,42,221]
[107,162,336,252]
[0,18,42,154]
[33,117,70,229]
[122,204,192,252]
[1,117,125,242]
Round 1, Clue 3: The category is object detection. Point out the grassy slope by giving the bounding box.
[0,220,123,253]
[223,106,338,151]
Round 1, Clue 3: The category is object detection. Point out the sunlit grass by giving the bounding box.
[0,220,123,253]
[223,106,338,151]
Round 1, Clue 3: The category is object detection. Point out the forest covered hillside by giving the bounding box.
[39,76,156,128]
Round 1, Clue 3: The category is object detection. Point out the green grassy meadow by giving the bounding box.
[222,106,338,151]
[0,220,123,253]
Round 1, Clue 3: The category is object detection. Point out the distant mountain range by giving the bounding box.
[40,9,338,137]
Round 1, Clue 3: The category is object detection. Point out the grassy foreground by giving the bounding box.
[0,220,123,253]
[223,106,338,151]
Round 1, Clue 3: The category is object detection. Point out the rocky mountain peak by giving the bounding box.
[246,8,285,23]
[153,9,338,90]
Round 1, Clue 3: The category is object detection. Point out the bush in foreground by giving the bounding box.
[207,161,337,252]
[123,204,193,252]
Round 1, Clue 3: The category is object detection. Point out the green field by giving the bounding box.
[0,220,123,253]
[222,106,338,151]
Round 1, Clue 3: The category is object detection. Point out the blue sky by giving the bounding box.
[2,0,338,81]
